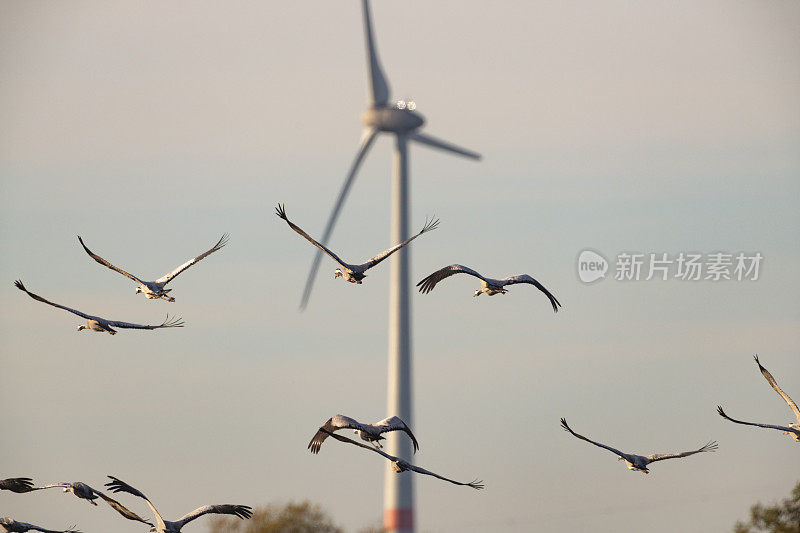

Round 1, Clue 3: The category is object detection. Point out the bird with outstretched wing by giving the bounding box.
[0,517,81,533]
[15,280,184,335]
[78,234,228,302]
[560,418,717,473]
[105,476,252,532]
[417,264,561,312]
[716,355,800,442]
[276,203,438,286]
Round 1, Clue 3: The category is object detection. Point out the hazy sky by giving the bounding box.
[2,2,799,532]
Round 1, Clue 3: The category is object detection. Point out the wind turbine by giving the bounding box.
[303,2,480,532]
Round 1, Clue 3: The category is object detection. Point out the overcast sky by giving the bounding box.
[2,2,799,532]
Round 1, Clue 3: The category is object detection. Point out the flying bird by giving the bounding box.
[716,355,800,442]
[560,418,717,474]
[14,280,184,335]
[0,478,36,493]
[77,234,228,302]
[308,414,419,454]
[416,264,561,312]
[319,430,483,489]
[104,476,252,532]
[31,482,153,527]
[0,518,80,533]
[297,0,480,310]
[276,204,438,285]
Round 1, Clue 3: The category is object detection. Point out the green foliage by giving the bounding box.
[734,482,800,533]
[207,501,343,533]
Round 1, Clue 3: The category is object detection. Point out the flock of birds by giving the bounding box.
[6,203,798,532]
[0,477,251,533]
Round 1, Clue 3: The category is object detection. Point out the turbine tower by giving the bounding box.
[303,3,480,531]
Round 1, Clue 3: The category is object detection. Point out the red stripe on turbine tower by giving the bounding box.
[384,508,414,531]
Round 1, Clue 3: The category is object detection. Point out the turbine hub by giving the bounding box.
[362,107,425,133]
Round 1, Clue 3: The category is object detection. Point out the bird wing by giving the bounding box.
[373,416,420,453]
[106,314,184,330]
[359,218,439,271]
[308,414,364,454]
[560,418,632,461]
[21,524,56,533]
[645,441,718,463]
[77,236,147,285]
[14,281,97,321]
[104,476,166,531]
[499,274,562,313]
[96,492,155,527]
[33,522,81,533]
[8,522,81,533]
[276,204,353,270]
[155,233,229,284]
[175,505,253,527]
[416,264,486,294]
[754,355,800,424]
[716,406,797,434]
[400,462,484,490]
[0,477,36,493]
[323,430,481,489]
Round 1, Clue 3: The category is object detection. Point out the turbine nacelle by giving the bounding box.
[362,107,425,133]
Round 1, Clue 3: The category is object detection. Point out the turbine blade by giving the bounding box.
[362,0,390,106]
[409,131,482,160]
[300,128,379,309]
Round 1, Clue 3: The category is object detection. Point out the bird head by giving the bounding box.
[77,325,86,332]
[135,287,142,294]
[334,269,343,279]
[472,289,481,297]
